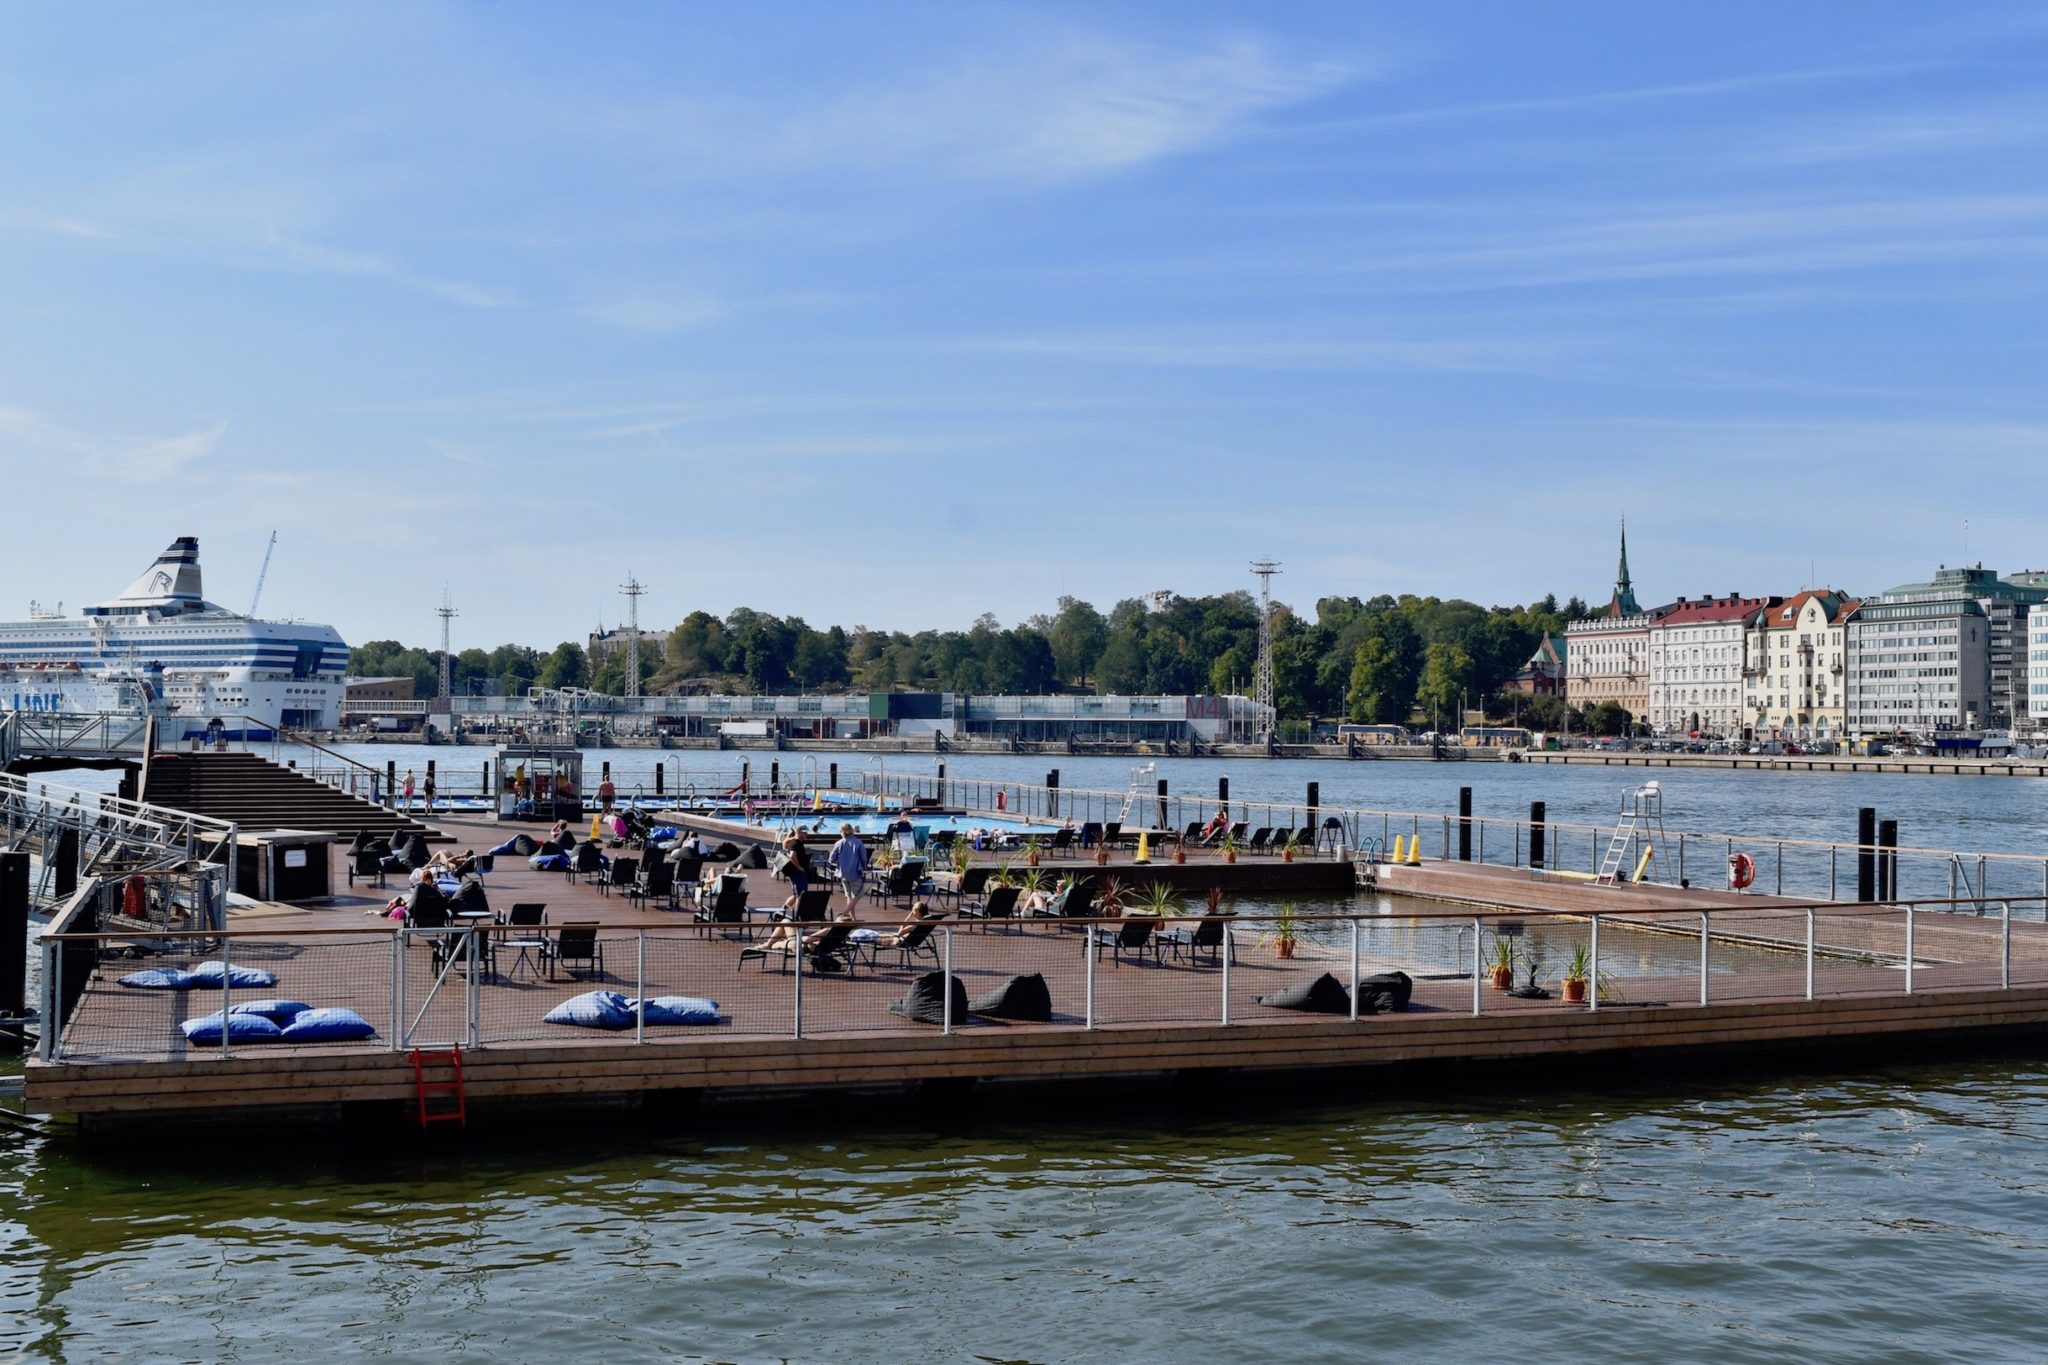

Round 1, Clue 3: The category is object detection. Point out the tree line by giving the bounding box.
[348,588,1609,728]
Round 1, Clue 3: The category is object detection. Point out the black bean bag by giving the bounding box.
[511,834,538,857]
[1257,973,1352,1015]
[968,973,1052,1022]
[1357,970,1412,1014]
[713,842,742,861]
[739,845,770,869]
[889,970,969,1025]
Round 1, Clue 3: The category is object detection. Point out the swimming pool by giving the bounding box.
[755,811,1046,837]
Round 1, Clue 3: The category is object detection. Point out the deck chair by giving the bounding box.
[1103,821,1123,848]
[1077,821,1103,849]
[877,860,926,906]
[1246,827,1274,856]
[1228,822,1249,844]
[971,884,1022,933]
[634,854,676,906]
[346,848,385,888]
[545,922,606,981]
[787,888,833,923]
[803,921,858,975]
[600,855,639,899]
[694,879,751,939]
[1175,914,1238,966]
[949,866,994,913]
[1293,826,1316,856]
[668,852,706,905]
[568,840,606,884]
[1046,828,1077,858]
[1182,821,1206,846]
[872,916,943,969]
[1096,916,1158,966]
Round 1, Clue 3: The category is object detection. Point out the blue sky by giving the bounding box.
[3,3,2044,649]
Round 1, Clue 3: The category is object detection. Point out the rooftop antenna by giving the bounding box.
[436,587,457,701]
[246,530,278,617]
[620,573,646,699]
[1250,559,1281,737]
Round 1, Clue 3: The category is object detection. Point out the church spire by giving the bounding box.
[1609,518,1641,617]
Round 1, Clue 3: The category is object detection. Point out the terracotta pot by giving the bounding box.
[1173,846,1187,865]
[1094,847,1110,866]
[1277,938,1296,959]
[1282,850,1296,863]
[1562,978,1588,1003]
[1026,851,1040,868]
[1489,966,1514,991]
[1224,850,1238,864]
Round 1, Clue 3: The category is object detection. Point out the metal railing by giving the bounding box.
[2,772,237,909]
[39,894,2048,1063]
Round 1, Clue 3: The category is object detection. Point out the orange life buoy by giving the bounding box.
[1729,852,1756,890]
[995,790,1008,812]
[123,874,147,917]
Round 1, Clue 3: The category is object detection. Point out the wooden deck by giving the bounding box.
[28,817,2048,1125]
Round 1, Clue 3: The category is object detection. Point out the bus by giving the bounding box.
[1460,725,1532,748]
[1337,723,1412,744]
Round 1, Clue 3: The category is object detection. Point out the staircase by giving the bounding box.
[140,751,447,845]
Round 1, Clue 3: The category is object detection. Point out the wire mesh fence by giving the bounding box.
[41,891,2048,1065]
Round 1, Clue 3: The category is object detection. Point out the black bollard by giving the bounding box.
[0,851,26,1027]
[1047,769,1060,820]
[829,762,839,791]
[654,764,664,795]
[771,761,781,792]
[935,762,944,807]
[1307,781,1320,828]
[1218,777,1229,805]
[1878,819,1899,901]
[1857,807,1877,902]
[482,762,490,798]
[1530,801,1546,870]
[602,760,611,781]
[1156,779,1169,832]
[1457,786,1472,862]
[386,761,397,801]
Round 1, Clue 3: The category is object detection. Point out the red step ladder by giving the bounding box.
[409,1047,467,1127]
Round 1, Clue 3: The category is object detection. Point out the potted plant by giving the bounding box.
[1172,835,1188,865]
[1272,901,1299,958]
[1093,834,1112,866]
[1218,830,1239,864]
[1280,829,1301,864]
[993,858,1018,888]
[1132,880,1181,918]
[1097,876,1126,917]
[1023,836,1043,868]
[950,839,973,876]
[1561,943,1592,1003]
[1487,936,1516,991]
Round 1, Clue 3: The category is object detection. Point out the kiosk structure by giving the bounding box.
[496,745,584,822]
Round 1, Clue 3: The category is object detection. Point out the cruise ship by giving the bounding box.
[0,537,348,740]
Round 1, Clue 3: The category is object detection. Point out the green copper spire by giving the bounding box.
[1610,518,1640,617]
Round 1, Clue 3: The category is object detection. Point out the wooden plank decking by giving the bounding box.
[29,815,2048,1123]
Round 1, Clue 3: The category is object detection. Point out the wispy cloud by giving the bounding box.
[0,405,226,481]
[975,329,1591,377]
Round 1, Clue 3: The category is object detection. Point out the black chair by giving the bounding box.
[694,880,751,939]
[1177,914,1238,967]
[1097,916,1158,966]
[568,840,606,884]
[876,860,926,907]
[950,865,993,912]
[787,888,832,923]
[971,884,1022,933]
[600,855,639,899]
[498,903,549,979]
[876,916,943,969]
[546,922,606,981]
[636,856,675,906]
[1077,822,1103,849]
[1246,827,1274,856]
[1046,828,1077,858]
[346,848,385,888]
[668,852,706,907]
[1103,821,1123,848]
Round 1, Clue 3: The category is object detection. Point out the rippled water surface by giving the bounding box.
[7,1057,2048,1362]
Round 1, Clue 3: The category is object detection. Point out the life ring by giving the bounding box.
[1728,852,1756,890]
[995,790,1008,812]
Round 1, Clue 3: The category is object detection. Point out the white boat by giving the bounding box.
[0,537,347,740]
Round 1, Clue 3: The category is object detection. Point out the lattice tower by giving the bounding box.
[621,574,646,699]
[436,589,457,701]
[1251,559,1281,732]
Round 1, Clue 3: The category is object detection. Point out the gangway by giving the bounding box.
[0,772,235,916]
[1597,780,1670,885]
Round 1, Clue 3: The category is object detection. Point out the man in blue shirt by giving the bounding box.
[829,823,870,913]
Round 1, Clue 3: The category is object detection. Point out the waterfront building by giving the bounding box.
[1504,632,1567,696]
[1742,589,1858,744]
[1846,596,1989,740]
[2027,598,2048,737]
[1564,523,1663,725]
[1645,594,1772,737]
[1856,566,2047,729]
[588,624,667,668]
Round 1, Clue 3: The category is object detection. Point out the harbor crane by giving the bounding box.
[246,531,278,616]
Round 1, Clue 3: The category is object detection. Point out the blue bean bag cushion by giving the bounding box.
[181,1011,284,1045]
[185,960,280,989]
[119,968,197,990]
[632,995,722,1026]
[529,853,570,872]
[651,826,678,842]
[543,989,635,1030]
[279,1006,377,1042]
[230,998,312,1022]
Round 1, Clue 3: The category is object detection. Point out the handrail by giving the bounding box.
[0,770,236,841]
[213,713,386,778]
[39,894,2048,942]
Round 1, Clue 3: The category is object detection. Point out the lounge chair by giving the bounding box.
[1096,916,1158,966]
[875,860,927,907]
[1245,827,1274,856]
[1169,913,1238,967]
[1045,828,1077,858]
[600,855,639,899]
[346,848,385,888]
[787,888,833,923]
[633,855,676,906]
[970,884,1022,933]
[1077,821,1103,849]
[949,865,993,911]
[693,879,751,939]
[567,840,605,884]
[867,915,944,969]
[545,922,606,981]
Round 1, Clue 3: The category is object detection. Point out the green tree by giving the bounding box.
[1416,642,1472,726]
[1345,639,1402,723]
[536,642,588,690]
[1047,597,1108,686]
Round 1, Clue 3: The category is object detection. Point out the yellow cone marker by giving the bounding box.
[1135,832,1150,864]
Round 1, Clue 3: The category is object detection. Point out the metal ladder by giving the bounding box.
[1597,781,1669,885]
[410,1047,467,1127]
[1352,837,1383,891]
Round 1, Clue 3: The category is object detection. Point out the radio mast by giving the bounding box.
[1250,559,1281,737]
[436,588,457,701]
[620,574,646,699]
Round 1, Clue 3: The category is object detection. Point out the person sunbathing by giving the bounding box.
[871,899,938,950]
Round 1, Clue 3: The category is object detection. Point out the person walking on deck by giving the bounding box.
[402,769,416,812]
[829,822,870,912]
